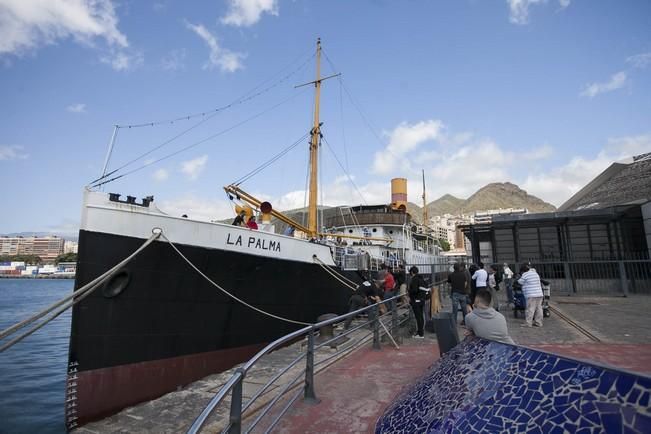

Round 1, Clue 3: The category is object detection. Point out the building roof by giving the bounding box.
[559,152,651,211]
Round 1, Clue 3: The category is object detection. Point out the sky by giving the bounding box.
[1,0,650,235]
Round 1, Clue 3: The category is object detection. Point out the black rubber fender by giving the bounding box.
[102,269,131,298]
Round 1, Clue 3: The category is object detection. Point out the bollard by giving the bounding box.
[315,313,338,347]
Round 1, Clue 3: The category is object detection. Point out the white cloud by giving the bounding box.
[522,144,553,160]
[185,22,245,72]
[523,134,650,205]
[506,0,570,25]
[0,0,127,56]
[606,134,651,157]
[66,102,86,113]
[161,48,186,71]
[558,0,571,9]
[507,0,545,25]
[100,48,143,71]
[221,0,278,27]
[153,168,169,182]
[626,52,651,69]
[372,120,443,174]
[180,155,208,180]
[580,71,628,98]
[0,144,29,160]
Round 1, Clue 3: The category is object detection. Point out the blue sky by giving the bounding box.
[1,0,650,235]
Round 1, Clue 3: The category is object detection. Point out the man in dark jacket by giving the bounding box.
[344,279,378,329]
[408,266,427,338]
[448,263,469,324]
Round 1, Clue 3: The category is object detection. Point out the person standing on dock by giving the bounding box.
[470,262,487,305]
[408,266,426,338]
[448,263,469,325]
[518,264,544,328]
[502,263,514,306]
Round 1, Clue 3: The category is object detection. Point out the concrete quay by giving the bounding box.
[74,293,651,433]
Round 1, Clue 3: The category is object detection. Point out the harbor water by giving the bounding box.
[0,278,72,434]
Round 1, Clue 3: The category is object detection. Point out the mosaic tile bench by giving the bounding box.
[376,337,651,433]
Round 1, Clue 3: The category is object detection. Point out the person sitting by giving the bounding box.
[283,226,295,236]
[232,210,246,226]
[464,289,515,345]
[246,215,258,230]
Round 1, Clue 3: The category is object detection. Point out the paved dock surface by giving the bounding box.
[75,292,651,433]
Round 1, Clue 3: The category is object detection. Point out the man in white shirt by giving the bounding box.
[517,265,544,327]
[503,263,514,306]
[471,262,488,288]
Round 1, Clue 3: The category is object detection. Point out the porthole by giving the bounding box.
[389,230,394,234]
[102,269,131,298]
[372,228,377,232]
[349,230,353,233]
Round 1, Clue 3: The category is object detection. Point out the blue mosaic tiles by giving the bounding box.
[376,338,651,433]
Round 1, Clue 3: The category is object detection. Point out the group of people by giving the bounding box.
[231,210,258,230]
[447,261,545,344]
[345,263,430,339]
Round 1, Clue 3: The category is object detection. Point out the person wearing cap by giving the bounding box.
[232,210,246,226]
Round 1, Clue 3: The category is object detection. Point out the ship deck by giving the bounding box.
[73,293,651,433]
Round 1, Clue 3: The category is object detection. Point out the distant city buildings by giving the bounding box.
[0,236,65,263]
[426,208,529,256]
[64,240,79,254]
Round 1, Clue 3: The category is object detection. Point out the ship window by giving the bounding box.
[372,228,377,233]
[389,230,393,234]
[349,230,353,234]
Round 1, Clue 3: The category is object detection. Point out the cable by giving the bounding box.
[160,233,312,326]
[321,135,368,205]
[90,88,309,188]
[115,50,315,129]
[90,51,315,186]
[0,231,161,352]
[233,131,311,186]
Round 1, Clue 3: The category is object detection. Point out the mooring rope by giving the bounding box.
[159,233,312,326]
[0,230,162,352]
[312,255,359,290]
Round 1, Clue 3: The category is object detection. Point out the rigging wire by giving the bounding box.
[90,51,316,186]
[232,130,311,186]
[90,88,310,188]
[115,50,315,129]
[321,135,368,206]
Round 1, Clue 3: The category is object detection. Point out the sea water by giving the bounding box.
[0,279,72,434]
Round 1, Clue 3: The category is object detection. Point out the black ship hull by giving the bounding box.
[68,229,359,427]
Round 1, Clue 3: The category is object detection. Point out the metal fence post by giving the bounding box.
[303,328,319,404]
[563,261,575,294]
[227,369,244,434]
[391,297,401,345]
[372,304,381,350]
[618,261,630,297]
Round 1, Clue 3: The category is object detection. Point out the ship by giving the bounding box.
[67,39,445,430]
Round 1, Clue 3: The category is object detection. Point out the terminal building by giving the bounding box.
[460,152,651,294]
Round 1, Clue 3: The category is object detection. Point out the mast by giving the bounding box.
[307,38,322,237]
[422,169,428,226]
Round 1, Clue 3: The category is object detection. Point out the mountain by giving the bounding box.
[408,182,555,222]
[460,182,555,214]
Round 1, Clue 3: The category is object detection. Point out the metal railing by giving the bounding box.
[509,259,651,296]
[187,293,409,434]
